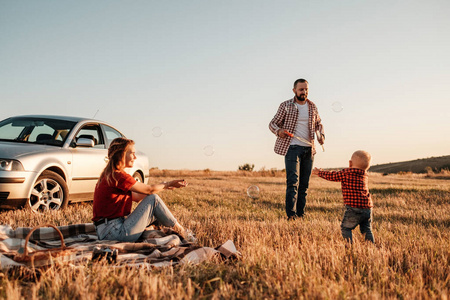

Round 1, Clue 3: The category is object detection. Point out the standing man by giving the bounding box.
[269,79,325,220]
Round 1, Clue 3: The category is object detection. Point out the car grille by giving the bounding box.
[0,192,9,201]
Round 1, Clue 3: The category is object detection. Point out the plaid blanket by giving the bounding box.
[0,223,241,269]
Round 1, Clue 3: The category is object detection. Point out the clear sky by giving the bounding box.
[1,0,449,171]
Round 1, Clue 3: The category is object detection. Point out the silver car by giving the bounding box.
[0,115,149,212]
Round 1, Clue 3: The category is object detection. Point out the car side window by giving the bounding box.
[75,124,105,149]
[102,125,124,146]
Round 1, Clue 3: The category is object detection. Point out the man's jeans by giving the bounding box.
[341,205,374,243]
[285,145,313,218]
[95,194,177,242]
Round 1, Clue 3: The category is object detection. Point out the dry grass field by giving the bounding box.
[0,170,449,299]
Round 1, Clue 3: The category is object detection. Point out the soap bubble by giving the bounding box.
[247,185,260,199]
[203,145,215,156]
[331,102,343,112]
[152,127,163,137]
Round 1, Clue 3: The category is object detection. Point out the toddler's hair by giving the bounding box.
[352,150,371,170]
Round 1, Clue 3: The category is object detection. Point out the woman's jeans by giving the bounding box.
[285,145,313,218]
[95,194,177,242]
[341,205,374,243]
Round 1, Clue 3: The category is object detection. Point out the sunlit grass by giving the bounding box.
[0,171,449,299]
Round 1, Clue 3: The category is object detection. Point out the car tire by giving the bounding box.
[28,170,69,212]
[132,172,144,183]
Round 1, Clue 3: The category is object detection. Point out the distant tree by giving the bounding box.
[425,166,434,175]
[238,163,255,172]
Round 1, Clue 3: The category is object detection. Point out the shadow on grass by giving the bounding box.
[371,188,449,205]
[257,199,284,211]
[198,198,236,209]
[250,181,285,187]
[312,188,342,196]
[307,204,342,215]
[371,187,448,196]
[376,213,450,228]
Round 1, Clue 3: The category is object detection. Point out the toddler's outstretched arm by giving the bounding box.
[312,167,322,176]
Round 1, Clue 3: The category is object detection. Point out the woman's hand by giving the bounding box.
[131,179,189,202]
[164,179,188,190]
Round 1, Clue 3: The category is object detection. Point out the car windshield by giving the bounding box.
[0,117,77,146]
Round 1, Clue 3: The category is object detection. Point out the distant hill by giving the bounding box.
[369,155,450,174]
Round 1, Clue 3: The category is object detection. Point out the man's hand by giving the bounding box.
[277,129,289,138]
[316,132,325,145]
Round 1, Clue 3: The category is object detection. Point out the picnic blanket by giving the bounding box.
[0,223,240,270]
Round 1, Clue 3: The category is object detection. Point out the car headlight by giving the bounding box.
[0,159,24,171]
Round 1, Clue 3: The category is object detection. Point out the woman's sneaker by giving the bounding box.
[184,229,197,243]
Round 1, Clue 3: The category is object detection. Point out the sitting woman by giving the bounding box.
[92,137,193,242]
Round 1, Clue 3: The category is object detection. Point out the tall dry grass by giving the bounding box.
[0,170,449,299]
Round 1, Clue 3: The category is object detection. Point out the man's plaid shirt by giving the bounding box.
[269,98,324,156]
[318,168,373,209]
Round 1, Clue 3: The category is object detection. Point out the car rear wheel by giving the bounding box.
[132,172,144,183]
[29,170,69,212]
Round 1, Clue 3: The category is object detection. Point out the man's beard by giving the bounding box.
[296,94,307,101]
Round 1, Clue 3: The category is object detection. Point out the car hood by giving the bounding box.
[0,141,61,159]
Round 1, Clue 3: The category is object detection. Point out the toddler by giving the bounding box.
[312,150,374,243]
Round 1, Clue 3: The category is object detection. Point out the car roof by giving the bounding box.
[5,115,103,123]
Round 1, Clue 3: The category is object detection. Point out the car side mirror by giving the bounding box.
[76,138,95,148]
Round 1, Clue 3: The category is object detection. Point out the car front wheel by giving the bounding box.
[29,170,69,212]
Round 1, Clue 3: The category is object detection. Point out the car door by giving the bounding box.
[69,123,108,201]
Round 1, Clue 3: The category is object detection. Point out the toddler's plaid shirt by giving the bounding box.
[318,168,373,208]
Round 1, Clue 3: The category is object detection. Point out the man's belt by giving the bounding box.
[94,217,118,227]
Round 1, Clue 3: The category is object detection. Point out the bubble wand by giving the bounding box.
[284,130,325,152]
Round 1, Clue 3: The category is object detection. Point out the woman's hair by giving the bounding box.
[99,137,135,186]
